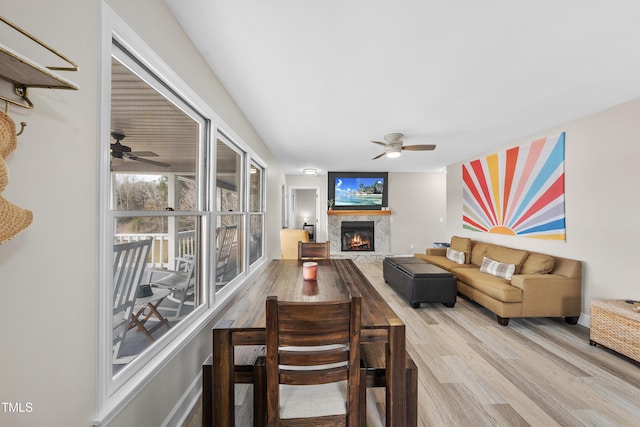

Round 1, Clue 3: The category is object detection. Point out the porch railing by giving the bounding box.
[114,230,196,269]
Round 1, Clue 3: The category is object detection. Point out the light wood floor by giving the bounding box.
[184,261,640,426]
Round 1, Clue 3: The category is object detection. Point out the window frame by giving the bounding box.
[97,6,269,421]
[214,133,246,289]
[101,21,213,405]
[248,159,266,265]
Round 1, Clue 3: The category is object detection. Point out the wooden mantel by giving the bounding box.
[327,209,391,216]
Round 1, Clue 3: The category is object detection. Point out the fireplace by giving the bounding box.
[341,221,375,252]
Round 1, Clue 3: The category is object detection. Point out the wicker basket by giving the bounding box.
[590,299,640,362]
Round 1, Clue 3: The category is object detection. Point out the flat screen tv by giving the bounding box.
[328,172,388,210]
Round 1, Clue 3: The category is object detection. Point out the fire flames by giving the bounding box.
[348,233,371,250]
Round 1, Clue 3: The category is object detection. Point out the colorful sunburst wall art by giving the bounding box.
[462,132,566,241]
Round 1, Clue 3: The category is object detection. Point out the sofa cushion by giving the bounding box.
[470,242,490,266]
[485,245,528,273]
[520,252,555,275]
[446,247,465,264]
[450,236,472,264]
[451,267,523,302]
[425,247,446,256]
[414,254,475,271]
[480,257,515,280]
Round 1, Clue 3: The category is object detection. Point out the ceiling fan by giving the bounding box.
[371,132,436,160]
[110,132,170,168]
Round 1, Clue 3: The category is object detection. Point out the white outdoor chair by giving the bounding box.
[216,225,237,284]
[149,254,197,321]
[113,239,171,361]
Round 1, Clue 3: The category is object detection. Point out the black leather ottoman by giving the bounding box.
[383,257,456,308]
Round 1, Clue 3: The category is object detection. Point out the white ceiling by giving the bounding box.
[165,0,640,175]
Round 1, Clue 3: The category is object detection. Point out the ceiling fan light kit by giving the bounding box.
[371,132,436,160]
[386,148,402,158]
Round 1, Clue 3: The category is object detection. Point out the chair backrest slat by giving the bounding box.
[265,295,361,426]
[298,241,330,260]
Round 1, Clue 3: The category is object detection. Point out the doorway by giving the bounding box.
[289,187,320,242]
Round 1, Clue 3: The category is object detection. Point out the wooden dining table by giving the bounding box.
[209,258,407,426]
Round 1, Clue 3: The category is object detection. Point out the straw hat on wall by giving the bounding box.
[0,110,17,159]
[0,111,33,244]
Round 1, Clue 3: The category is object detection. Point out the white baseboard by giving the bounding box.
[161,371,202,427]
[578,312,590,328]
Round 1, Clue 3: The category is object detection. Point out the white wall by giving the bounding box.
[388,172,448,255]
[287,172,448,255]
[445,97,640,324]
[0,2,100,426]
[0,1,283,426]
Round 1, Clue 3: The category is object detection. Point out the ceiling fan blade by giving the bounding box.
[402,144,436,151]
[129,151,159,157]
[371,140,389,147]
[124,153,170,167]
[372,152,387,160]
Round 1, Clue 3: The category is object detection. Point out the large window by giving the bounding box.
[100,11,267,414]
[249,161,265,264]
[109,49,205,375]
[215,137,244,291]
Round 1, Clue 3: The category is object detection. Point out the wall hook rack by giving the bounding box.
[16,121,26,136]
[3,100,27,136]
[0,15,78,110]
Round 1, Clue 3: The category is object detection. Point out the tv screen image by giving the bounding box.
[328,172,388,210]
[334,177,384,207]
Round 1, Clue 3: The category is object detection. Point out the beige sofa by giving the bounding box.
[414,236,582,326]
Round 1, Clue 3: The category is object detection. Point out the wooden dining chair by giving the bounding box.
[257,295,363,426]
[360,342,418,426]
[297,241,330,260]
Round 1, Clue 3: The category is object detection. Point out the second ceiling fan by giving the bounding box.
[371,132,436,160]
[110,132,170,168]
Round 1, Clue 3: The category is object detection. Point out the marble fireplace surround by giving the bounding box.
[327,210,390,262]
